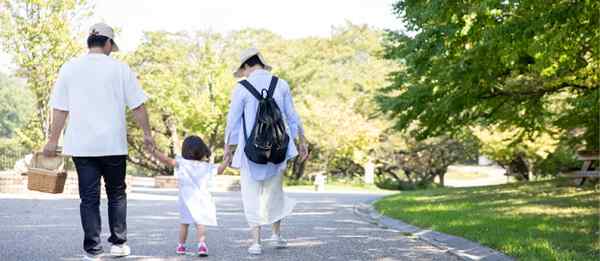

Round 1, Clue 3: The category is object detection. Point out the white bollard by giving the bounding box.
[314,173,326,192]
[364,161,375,184]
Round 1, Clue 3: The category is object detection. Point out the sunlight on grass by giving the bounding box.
[374,180,600,261]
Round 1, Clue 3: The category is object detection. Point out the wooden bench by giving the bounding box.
[560,150,599,186]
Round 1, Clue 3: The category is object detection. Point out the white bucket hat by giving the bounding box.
[233,48,272,78]
[89,22,119,52]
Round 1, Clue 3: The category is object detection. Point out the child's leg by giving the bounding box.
[179,224,190,244]
[195,224,206,243]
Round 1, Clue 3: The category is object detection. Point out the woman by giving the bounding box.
[224,48,308,255]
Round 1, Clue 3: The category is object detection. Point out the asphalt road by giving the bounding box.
[0,188,458,261]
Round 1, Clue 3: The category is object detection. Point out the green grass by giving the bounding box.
[374,180,600,261]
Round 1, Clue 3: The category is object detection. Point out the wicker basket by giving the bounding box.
[26,152,67,194]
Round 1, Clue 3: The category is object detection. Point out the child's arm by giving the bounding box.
[152,148,177,168]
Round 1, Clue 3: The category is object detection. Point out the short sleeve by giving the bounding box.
[123,65,148,109]
[49,65,69,111]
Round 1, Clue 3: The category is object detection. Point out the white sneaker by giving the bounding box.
[248,243,263,255]
[110,243,131,257]
[270,234,288,249]
[82,252,102,261]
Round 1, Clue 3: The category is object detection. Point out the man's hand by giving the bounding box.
[43,141,59,157]
[44,109,69,157]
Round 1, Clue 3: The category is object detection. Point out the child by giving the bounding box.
[152,135,229,257]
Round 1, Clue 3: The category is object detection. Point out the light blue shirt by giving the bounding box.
[224,69,304,180]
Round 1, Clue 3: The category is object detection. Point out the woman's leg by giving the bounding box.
[272,220,281,237]
[179,224,189,244]
[271,219,288,248]
[251,225,261,245]
[195,224,206,243]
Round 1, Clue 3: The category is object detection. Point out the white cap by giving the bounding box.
[233,48,272,78]
[89,23,119,52]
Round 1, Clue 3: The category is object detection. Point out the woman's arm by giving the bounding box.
[282,83,309,161]
[217,155,232,175]
[224,86,244,148]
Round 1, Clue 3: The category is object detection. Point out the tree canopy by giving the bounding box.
[0,0,91,148]
[378,0,599,151]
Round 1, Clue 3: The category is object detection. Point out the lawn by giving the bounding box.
[374,180,600,261]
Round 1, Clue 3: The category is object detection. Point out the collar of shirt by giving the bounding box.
[248,68,270,78]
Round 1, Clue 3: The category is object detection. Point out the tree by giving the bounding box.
[377,1,599,160]
[376,134,472,188]
[0,72,33,138]
[0,0,91,148]
[271,23,399,180]
[473,127,557,180]
[123,31,235,175]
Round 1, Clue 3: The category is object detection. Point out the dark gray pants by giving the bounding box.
[72,156,127,255]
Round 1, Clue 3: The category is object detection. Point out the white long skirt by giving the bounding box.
[240,167,296,227]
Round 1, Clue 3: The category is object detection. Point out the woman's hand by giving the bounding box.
[298,136,309,162]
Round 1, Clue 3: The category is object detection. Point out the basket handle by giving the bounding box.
[28,151,68,172]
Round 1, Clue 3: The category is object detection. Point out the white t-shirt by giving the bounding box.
[50,53,148,157]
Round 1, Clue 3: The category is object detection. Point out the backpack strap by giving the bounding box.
[239,80,262,100]
[267,76,279,98]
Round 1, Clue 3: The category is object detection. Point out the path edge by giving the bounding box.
[353,200,515,261]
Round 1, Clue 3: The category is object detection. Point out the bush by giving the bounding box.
[534,145,581,177]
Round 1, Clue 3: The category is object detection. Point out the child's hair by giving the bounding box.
[181,135,211,161]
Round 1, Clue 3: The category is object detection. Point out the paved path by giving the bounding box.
[0,188,458,261]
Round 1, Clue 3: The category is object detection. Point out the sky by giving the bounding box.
[0,0,404,73]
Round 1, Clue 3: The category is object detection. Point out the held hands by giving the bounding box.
[218,152,233,175]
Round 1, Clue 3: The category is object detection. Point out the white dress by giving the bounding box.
[224,69,303,227]
[175,156,218,226]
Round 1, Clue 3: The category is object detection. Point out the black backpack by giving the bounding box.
[239,76,290,164]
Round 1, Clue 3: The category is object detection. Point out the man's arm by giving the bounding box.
[131,104,155,152]
[43,109,69,156]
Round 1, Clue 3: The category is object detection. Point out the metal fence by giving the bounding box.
[0,150,27,171]
[0,150,75,171]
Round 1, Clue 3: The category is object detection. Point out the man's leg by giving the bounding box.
[101,155,128,245]
[73,157,103,255]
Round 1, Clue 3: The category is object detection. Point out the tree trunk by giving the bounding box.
[510,154,530,181]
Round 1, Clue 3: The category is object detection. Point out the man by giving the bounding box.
[43,23,154,260]
[224,48,308,255]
